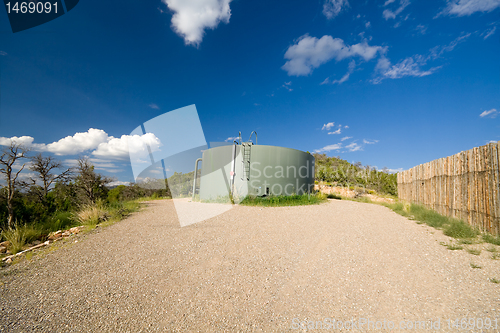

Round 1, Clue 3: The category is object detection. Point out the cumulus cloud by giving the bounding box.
[0,129,162,160]
[383,0,411,20]
[323,0,349,19]
[225,136,239,142]
[93,133,162,159]
[162,0,232,46]
[314,143,343,153]
[341,136,352,141]
[46,129,110,155]
[438,0,500,17]
[282,35,386,76]
[322,122,335,130]
[480,108,498,118]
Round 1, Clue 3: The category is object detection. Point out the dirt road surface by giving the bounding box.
[1,199,499,332]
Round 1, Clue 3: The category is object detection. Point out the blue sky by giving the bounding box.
[0,0,499,184]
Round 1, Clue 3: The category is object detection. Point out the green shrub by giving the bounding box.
[483,233,500,246]
[327,193,341,200]
[444,221,478,239]
[1,223,41,254]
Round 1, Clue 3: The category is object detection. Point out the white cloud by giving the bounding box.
[439,0,500,17]
[378,57,439,81]
[282,81,293,91]
[0,51,7,56]
[108,181,131,187]
[371,34,470,84]
[0,129,162,160]
[0,135,41,149]
[328,128,342,135]
[480,108,498,118]
[323,0,349,19]
[483,26,497,39]
[322,122,335,130]
[363,139,379,144]
[386,168,404,173]
[384,0,396,5]
[331,60,356,84]
[149,103,160,109]
[162,0,232,46]
[225,136,239,142]
[415,24,427,34]
[344,125,349,128]
[320,77,330,85]
[341,136,352,141]
[46,128,109,155]
[93,133,161,159]
[365,21,371,28]
[428,33,470,59]
[345,142,362,152]
[282,35,386,76]
[383,0,411,20]
[314,143,343,153]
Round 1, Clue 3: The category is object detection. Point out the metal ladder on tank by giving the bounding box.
[241,143,251,181]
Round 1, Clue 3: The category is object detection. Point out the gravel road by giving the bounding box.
[1,199,499,332]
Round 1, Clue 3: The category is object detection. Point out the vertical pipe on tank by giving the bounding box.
[230,142,237,195]
[192,158,203,200]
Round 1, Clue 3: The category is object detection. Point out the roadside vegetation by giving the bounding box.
[240,193,327,207]
[313,153,397,196]
[0,141,172,257]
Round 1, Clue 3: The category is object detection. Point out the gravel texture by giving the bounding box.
[1,199,499,332]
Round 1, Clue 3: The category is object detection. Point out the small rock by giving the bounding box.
[33,240,41,246]
[0,241,11,248]
[0,246,6,253]
[48,231,63,240]
[69,227,81,234]
[5,258,12,264]
[62,231,71,237]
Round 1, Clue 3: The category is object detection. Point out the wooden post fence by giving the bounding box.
[397,141,500,235]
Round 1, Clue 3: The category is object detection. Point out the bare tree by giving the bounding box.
[75,157,111,204]
[28,153,73,201]
[0,142,29,228]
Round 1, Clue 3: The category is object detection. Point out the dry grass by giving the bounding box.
[75,200,109,226]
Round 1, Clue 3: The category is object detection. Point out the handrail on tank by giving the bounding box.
[249,131,257,145]
[233,132,241,145]
[192,158,203,200]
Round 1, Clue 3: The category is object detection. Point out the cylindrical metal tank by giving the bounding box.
[197,141,315,202]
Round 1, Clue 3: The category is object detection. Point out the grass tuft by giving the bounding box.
[240,193,326,207]
[440,241,463,251]
[486,246,497,253]
[489,278,500,284]
[75,200,110,226]
[483,234,500,246]
[327,193,342,200]
[466,248,481,256]
[1,223,41,254]
[470,262,482,269]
